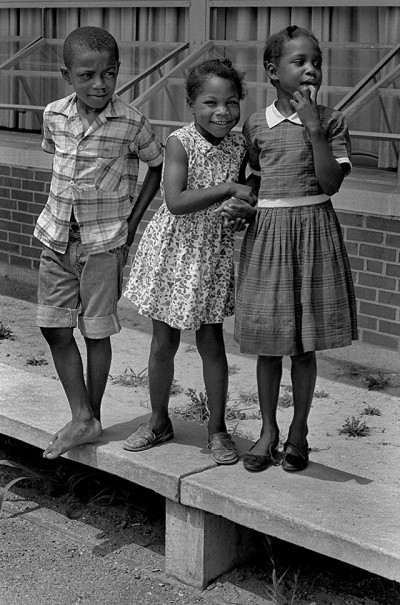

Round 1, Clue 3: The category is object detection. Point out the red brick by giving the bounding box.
[336,211,364,227]
[366,260,383,274]
[12,167,34,179]
[0,165,11,175]
[11,189,33,202]
[0,188,11,198]
[22,179,45,192]
[378,290,400,307]
[359,243,396,262]
[359,301,396,320]
[0,208,11,220]
[348,256,364,270]
[34,170,52,182]
[387,263,400,278]
[11,211,35,224]
[358,273,396,291]
[10,255,33,269]
[354,286,377,301]
[379,319,400,337]
[346,228,383,244]
[34,192,48,205]
[0,176,21,189]
[0,251,9,263]
[344,241,358,255]
[0,230,7,241]
[0,199,17,210]
[365,215,400,233]
[386,233,400,248]
[0,240,19,253]
[358,315,378,330]
[362,330,399,350]
[21,245,41,259]
[9,232,31,246]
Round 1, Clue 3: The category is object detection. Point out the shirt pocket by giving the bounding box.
[94,145,130,193]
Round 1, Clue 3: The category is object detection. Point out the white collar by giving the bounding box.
[266,101,302,127]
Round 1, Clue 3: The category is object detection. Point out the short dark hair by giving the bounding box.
[263,25,320,80]
[63,26,119,68]
[185,58,246,104]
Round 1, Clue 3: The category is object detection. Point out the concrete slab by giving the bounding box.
[180,461,400,582]
[0,362,223,501]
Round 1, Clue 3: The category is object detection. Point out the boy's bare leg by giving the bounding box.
[41,327,102,459]
[85,336,112,421]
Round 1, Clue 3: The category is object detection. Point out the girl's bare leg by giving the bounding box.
[288,351,317,448]
[41,327,102,459]
[196,323,228,437]
[250,355,283,456]
[148,319,180,434]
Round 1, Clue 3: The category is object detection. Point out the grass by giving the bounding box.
[0,322,14,340]
[364,372,390,391]
[110,367,149,388]
[362,404,382,416]
[339,416,371,437]
[25,355,48,366]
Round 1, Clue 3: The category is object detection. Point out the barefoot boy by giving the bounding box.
[34,26,163,459]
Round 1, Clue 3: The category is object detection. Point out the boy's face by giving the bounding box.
[267,37,322,101]
[61,50,120,114]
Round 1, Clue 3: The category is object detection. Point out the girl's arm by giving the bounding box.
[291,88,345,196]
[163,136,254,216]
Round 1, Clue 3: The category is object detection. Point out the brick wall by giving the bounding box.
[1,161,400,352]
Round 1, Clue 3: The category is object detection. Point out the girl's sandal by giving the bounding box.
[208,432,239,465]
[123,421,174,452]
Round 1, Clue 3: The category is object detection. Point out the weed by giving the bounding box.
[0,323,14,340]
[261,534,299,604]
[0,459,58,514]
[173,388,209,424]
[228,363,240,376]
[184,344,197,353]
[364,372,390,391]
[339,416,371,437]
[362,404,381,416]
[170,379,184,396]
[110,367,148,388]
[314,389,329,398]
[278,391,293,408]
[225,404,247,421]
[236,389,258,407]
[25,355,48,366]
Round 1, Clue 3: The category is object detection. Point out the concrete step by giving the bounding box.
[180,457,400,583]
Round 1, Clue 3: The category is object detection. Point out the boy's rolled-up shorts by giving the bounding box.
[36,238,125,339]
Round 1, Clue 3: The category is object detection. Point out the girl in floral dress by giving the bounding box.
[123,58,256,464]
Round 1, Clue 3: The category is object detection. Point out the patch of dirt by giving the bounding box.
[1,275,400,604]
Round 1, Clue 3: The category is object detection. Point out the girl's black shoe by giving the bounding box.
[243,441,279,472]
[282,440,309,472]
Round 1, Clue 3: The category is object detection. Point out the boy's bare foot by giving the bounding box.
[43,418,102,459]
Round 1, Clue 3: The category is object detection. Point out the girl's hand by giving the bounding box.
[290,85,321,133]
[212,197,257,231]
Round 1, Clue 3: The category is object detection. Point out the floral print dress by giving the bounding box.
[124,122,247,330]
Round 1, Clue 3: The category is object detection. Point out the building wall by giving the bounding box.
[1,158,400,352]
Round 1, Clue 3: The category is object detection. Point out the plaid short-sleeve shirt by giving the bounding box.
[243,102,351,200]
[34,93,163,255]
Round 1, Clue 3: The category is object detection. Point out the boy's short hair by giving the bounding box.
[63,26,119,68]
[263,25,320,83]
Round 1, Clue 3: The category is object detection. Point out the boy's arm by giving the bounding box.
[126,162,163,247]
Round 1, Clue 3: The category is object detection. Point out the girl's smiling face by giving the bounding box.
[61,50,120,115]
[268,36,322,101]
[189,75,241,145]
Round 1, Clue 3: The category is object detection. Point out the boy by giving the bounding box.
[34,26,163,459]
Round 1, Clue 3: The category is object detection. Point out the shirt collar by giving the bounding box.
[58,93,126,119]
[266,101,302,128]
[188,122,233,154]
